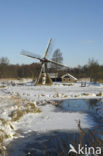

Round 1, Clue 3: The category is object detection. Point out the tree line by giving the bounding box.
[0,57,41,79]
[0,56,103,82]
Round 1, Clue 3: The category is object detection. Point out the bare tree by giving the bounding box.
[0,57,9,78]
[0,57,9,65]
[51,49,63,70]
[88,58,100,82]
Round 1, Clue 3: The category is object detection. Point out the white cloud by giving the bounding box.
[80,40,95,44]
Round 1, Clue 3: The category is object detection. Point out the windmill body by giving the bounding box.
[21,39,77,85]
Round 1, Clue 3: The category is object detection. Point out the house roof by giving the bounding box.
[61,73,77,81]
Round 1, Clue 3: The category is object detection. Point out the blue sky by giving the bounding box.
[0,0,103,67]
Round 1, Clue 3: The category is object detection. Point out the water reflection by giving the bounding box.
[7,129,103,156]
[86,99,100,110]
[57,99,101,113]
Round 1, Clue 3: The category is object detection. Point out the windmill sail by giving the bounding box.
[44,38,53,58]
[47,59,69,68]
[21,50,42,61]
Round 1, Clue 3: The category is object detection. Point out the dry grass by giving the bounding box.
[51,100,63,106]
[0,129,9,142]
[98,79,103,83]
[8,95,41,122]
[100,131,103,135]
[63,94,68,98]
[0,95,41,155]
[74,95,79,98]
[0,118,8,126]
[0,128,9,156]
[10,109,25,121]
[10,95,22,106]
[56,92,59,97]
[96,92,102,96]
[41,94,45,96]
[0,86,5,88]
[82,93,89,96]
[38,121,103,156]
[54,93,68,98]
[10,101,41,121]
[77,120,103,155]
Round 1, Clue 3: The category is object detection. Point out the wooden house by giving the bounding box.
[61,73,77,83]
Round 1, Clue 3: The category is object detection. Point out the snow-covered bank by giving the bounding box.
[0,82,103,155]
[0,93,41,156]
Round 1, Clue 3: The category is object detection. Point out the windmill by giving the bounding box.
[21,38,76,85]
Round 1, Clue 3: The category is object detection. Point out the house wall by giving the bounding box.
[62,78,76,83]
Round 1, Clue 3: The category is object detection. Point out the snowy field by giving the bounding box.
[0,80,103,155]
[3,81,103,101]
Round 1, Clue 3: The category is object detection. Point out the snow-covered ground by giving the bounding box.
[0,80,103,155]
[5,82,103,101]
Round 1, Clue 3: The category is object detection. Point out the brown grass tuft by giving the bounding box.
[96,92,102,96]
[0,118,8,125]
[0,86,5,88]
[82,93,89,96]
[10,102,41,121]
[10,109,25,121]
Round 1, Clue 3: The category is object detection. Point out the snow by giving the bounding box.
[13,104,96,133]
[0,80,103,155]
[5,82,103,102]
